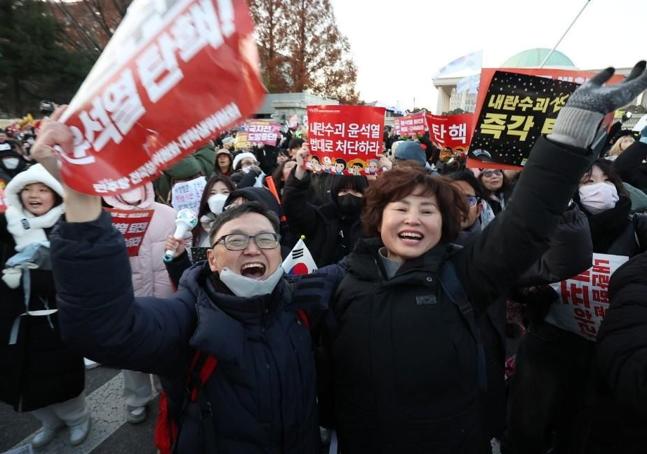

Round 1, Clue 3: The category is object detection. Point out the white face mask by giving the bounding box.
[207,193,228,215]
[120,187,145,205]
[219,265,284,298]
[241,165,252,174]
[2,157,19,170]
[579,182,619,214]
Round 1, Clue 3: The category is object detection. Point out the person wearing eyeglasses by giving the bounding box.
[447,170,489,245]
[478,168,512,216]
[28,61,647,454]
[51,193,339,453]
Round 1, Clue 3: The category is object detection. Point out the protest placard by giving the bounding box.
[107,208,155,256]
[241,119,281,146]
[58,0,266,195]
[427,113,474,151]
[468,71,579,167]
[394,112,428,137]
[545,253,628,341]
[307,105,385,176]
[234,132,251,150]
[468,68,625,169]
[170,175,206,215]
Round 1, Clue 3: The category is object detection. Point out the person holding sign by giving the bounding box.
[507,158,647,454]
[28,61,647,453]
[30,106,344,453]
[320,63,647,454]
[283,147,368,267]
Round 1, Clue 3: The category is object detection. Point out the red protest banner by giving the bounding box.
[394,112,428,137]
[107,208,154,257]
[307,105,385,176]
[545,254,628,341]
[241,119,281,146]
[468,67,626,170]
[426,113,474,151]
[58,0,266,195]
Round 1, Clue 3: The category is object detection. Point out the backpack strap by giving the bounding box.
[169,350,219,454]
[188,351,219,401]
[439,261,487,391]
[296,308,311,330]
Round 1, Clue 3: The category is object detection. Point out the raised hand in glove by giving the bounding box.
[549,61,647,150]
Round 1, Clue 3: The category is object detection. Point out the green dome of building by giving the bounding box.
[502,48,575,68]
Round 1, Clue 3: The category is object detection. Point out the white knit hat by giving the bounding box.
[232,152,257,170]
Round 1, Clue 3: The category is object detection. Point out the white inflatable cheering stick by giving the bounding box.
[163,209,198,263]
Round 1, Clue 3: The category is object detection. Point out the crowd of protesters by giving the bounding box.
[1,62,647,454]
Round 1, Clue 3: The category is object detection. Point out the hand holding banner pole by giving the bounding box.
[163,209,198,263]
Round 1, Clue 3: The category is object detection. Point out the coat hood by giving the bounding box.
[5,164,64,211]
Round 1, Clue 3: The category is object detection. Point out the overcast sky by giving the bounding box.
[329,0,647,112]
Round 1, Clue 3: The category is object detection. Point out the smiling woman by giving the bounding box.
[1,164,90,448]
[324,137,599,452]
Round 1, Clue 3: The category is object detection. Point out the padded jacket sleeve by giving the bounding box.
[516,204,593,287]
[283,171,319,234]
[613,141,647,191]
[456,137,595,312]
[596,251,647,418]
[51,211,195,377]
[165,249,192,289]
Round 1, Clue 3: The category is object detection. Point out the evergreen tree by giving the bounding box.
[0,0,95,117]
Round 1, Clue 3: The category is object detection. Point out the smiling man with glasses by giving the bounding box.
[205,204,285,294]
[47,198,341,453]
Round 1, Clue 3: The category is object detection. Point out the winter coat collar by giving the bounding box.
[179,262,292,363]
[178,261,291,323]
[585,195,632,252]
[347,237,457,283]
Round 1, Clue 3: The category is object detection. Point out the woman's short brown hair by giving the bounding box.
[362,164,469,242]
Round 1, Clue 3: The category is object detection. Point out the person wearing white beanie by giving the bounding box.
[231,152,266,188]
[232,151,257,171]
[0,164,91,448]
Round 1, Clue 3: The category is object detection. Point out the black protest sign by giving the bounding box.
[469,71,579,167]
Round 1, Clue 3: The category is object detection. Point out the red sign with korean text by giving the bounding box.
[107,208,154,257]
[241,119,281,146]
[394,112,428,137]
[468,67,625,170]
[307,105,385,176]
[545,253,628,341]
[58,0,266,195]
[426,113,474,151]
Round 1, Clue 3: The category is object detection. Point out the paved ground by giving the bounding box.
[0,366,158,454]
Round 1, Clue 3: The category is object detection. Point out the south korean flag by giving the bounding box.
[282,237,318,275]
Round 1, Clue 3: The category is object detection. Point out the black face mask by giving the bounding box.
[337,194,363,215]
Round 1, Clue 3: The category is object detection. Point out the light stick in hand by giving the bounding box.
[163,209,198,263]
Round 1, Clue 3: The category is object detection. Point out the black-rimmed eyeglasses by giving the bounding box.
[212,232,281,251]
